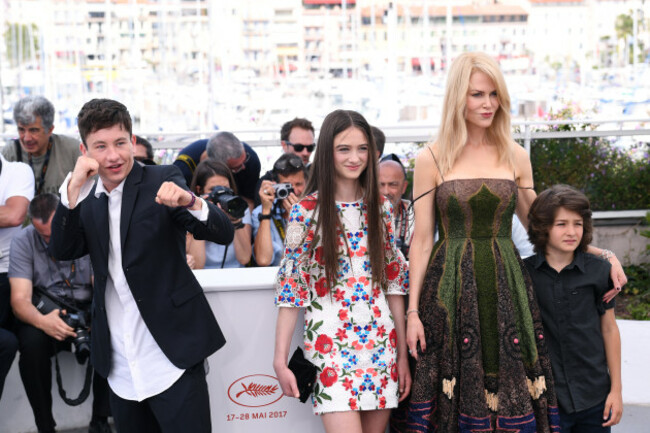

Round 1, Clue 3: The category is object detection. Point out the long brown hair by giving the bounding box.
[306,110,386,290]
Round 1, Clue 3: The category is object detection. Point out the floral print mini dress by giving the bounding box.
[275,193,409,414]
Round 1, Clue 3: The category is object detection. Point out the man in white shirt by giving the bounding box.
[0,154,34,402]
[50,99,234,433]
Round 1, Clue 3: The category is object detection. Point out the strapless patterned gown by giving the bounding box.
[395,179,560,433]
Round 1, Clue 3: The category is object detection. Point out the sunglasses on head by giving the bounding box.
[285,141,315,153]
[273,156,304,172]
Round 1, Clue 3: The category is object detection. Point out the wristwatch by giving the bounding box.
[258,213,272,221]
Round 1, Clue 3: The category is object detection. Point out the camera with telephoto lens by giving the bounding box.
[207,185,248,220]
[273,183,294,200]
[33,289,91,364]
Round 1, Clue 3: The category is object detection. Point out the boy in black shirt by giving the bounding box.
[524,185,622,433]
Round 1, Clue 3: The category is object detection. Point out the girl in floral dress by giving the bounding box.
[273,109,410,433]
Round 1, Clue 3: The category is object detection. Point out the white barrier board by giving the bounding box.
[200,268,325,433]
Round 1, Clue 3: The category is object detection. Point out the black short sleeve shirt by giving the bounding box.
[524,251,614,414]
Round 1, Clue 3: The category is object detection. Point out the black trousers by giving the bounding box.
[0,273,12,329]
[109,362,211,433]
[0,327,17,401]
[0,272,18,401]
[16,322,111,432]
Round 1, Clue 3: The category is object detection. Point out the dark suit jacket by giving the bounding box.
[50,163,233,378]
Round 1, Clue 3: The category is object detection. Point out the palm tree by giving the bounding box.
[614,12,633,65]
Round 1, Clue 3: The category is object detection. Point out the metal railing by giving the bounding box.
[2,118,649,151]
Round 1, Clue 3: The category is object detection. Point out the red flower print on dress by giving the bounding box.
[296,288,308,300]
[320,367,338,387]
[376,325,386,338]
[343,377,354,391]
[349,398,358,410]
[336,328,348,340]
[365,339,375,350]
[333,288,345,302]
[389,329,397,348]
[301,271,311,286]
[372,305,381,318]
[315,277,328,297]
[338,309,349,321]
[391,363,398,382]
[314,246,325,265]
[386,261,400,280]
[315,335,334,354]
[379,395,386,409]
[380,376,389,389]
[302,197,317,211]
[354,246,367,257]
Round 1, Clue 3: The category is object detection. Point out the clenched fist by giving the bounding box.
[68,156,100,208]
[156,181,200,210]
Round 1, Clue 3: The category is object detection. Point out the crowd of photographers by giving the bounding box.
[0,95,414,433]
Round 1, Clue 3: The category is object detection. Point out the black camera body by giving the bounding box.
[273,183,294,200]
[207,186,248,220]
[33,289,91,364]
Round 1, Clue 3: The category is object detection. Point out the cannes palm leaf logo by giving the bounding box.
[235,382,279,398]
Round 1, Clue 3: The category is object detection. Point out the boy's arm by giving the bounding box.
[600,308,623,427]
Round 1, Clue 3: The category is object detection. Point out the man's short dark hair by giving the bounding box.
[272,153,306,179]
[135,135,154,160]
[280,118,315,142]
[527,184,593,254]
[77,99,132,146]
[28,193,60,222]
[371,126,386,157]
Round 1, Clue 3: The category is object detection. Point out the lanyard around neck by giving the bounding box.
[28,138,53,195]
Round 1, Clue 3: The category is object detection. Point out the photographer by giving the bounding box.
[9,193,111,433]
[253,154,306,266]
[187,160,252,268]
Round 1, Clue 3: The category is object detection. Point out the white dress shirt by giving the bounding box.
[60,172,208,401]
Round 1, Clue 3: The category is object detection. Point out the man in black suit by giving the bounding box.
[50,99,234,433]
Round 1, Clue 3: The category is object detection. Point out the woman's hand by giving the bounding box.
[397,353,412,402]
[609,255,627,292]
[274,363,300,399]
[602,254,627,303]
[406,314,426,360]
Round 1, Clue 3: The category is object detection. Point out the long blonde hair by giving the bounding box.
[435,52,515,175]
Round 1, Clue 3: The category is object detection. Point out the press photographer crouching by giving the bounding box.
[9,193,111,433]
[186,160,252,269]
[253,154,306,266]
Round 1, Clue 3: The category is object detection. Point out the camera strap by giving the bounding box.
[38,234,79,299]
[32,285,82,314]
[272,216,286,242]
[53,348,93,406]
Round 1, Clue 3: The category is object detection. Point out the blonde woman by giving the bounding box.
[400,52,626,433]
